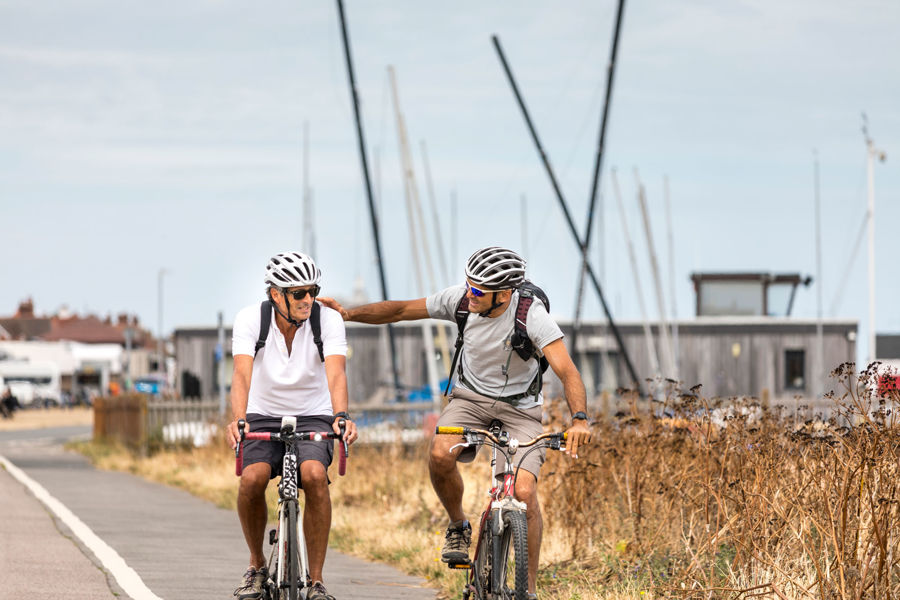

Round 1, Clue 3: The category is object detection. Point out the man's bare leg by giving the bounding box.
[300,460,331,584]
[428,435,466,522]
[238,462,272,569]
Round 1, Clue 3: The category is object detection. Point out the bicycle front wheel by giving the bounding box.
[470,519,491,599]
[284,501,300,600]
[497,510,528,600]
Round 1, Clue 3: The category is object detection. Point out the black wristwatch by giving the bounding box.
[333,411,351,422]
[572,411,588,422]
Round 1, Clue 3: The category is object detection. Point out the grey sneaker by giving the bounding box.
[233,566,267,599]
[306,581,336,600]
[441,520,472,563]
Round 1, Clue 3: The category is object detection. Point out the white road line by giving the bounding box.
[0,454,164,600]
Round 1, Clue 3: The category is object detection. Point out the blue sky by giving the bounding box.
[1,1,898,363]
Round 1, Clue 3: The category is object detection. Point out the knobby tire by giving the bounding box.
[498,510,528,600]
[470,521,491,600]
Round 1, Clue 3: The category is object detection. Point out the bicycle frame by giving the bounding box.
[436,424,566,600]
[235,417,348,600]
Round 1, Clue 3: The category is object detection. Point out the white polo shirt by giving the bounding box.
[232,301,347,417]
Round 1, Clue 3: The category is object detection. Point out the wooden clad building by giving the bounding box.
[175,317,856,404]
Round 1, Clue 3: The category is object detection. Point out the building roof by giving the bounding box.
[43,315,127,344]
[1,299,154,347]
[0,317,53,340]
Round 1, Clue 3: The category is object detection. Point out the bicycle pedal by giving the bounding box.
[268,528,277,545]
[447,560,472,570]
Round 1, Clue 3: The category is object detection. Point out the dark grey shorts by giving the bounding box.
[436,386,546,479]
[243,414,335,484]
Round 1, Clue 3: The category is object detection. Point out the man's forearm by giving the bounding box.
[230,377,250,421]
[347,301,408,324]
[561,371,588,416]
[329,374,349,415]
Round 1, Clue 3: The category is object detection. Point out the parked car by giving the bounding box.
[0,361,62,407]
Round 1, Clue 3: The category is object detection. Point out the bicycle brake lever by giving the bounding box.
[448,441,472,453]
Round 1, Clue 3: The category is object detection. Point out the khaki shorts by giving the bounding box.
[436,386,546,479]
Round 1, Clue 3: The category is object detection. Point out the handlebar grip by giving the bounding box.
[337,418,348,476]
[337,439,347,476]
[235,442,244,477]
[436,426,465,435]
[244,432,272,441]
[234,419,247,476]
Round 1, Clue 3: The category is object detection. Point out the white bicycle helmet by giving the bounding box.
[264,252,321,288]
[465,247,526,290]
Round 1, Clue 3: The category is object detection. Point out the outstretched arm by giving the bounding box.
[318,297,429,324]
[542,338,593,457]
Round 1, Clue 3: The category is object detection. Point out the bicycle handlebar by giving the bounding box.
[235,418,348,477]
[435,426,567,448]
[244,431,343,442]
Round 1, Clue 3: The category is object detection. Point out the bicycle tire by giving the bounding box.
[470,520,491,599]
[497,510,528,600]
[285,501,300,600]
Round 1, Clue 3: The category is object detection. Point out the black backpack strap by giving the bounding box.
[510,287,550,373]
[443,294,470,397]
[310,302,324,362]
[255,300,272,357]
[512,292,535,362]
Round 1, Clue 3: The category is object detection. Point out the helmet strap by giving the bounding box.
[269,289,306,328]
[480,292,504,318]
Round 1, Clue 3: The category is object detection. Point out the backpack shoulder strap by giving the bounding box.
[310,302,324,362]
[510,285,551,373]
[254,300,272,357]
[443,293,470,397]
[454,295,470,347]
[512,289,535,361]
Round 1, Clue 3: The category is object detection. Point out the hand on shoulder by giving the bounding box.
[317,297,349,321]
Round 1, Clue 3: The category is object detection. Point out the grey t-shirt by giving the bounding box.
[426,284,564,408]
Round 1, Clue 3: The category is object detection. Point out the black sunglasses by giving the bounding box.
[287,285,320,300]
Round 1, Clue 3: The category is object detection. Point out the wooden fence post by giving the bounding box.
[93,397,106,441]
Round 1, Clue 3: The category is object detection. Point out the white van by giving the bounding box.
[0,361,62,406]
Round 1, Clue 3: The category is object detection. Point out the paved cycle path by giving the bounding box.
[0,426,436,600]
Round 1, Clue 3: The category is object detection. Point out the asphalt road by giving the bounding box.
[0,426,437,600]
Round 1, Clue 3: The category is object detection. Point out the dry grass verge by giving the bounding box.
[72,363,900,599]
[0,406,93,431]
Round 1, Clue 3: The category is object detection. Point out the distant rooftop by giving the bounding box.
[0,297,154,347]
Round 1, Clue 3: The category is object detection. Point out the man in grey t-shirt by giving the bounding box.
[320,247,592,598]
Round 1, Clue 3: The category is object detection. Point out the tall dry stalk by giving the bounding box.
[541,363,900,599]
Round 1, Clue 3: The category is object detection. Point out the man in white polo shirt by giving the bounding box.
[226,251,357,600]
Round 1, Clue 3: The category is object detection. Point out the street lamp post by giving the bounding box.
[124,323,134,391]
[158,268,168,379]
[863,115,886,364]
